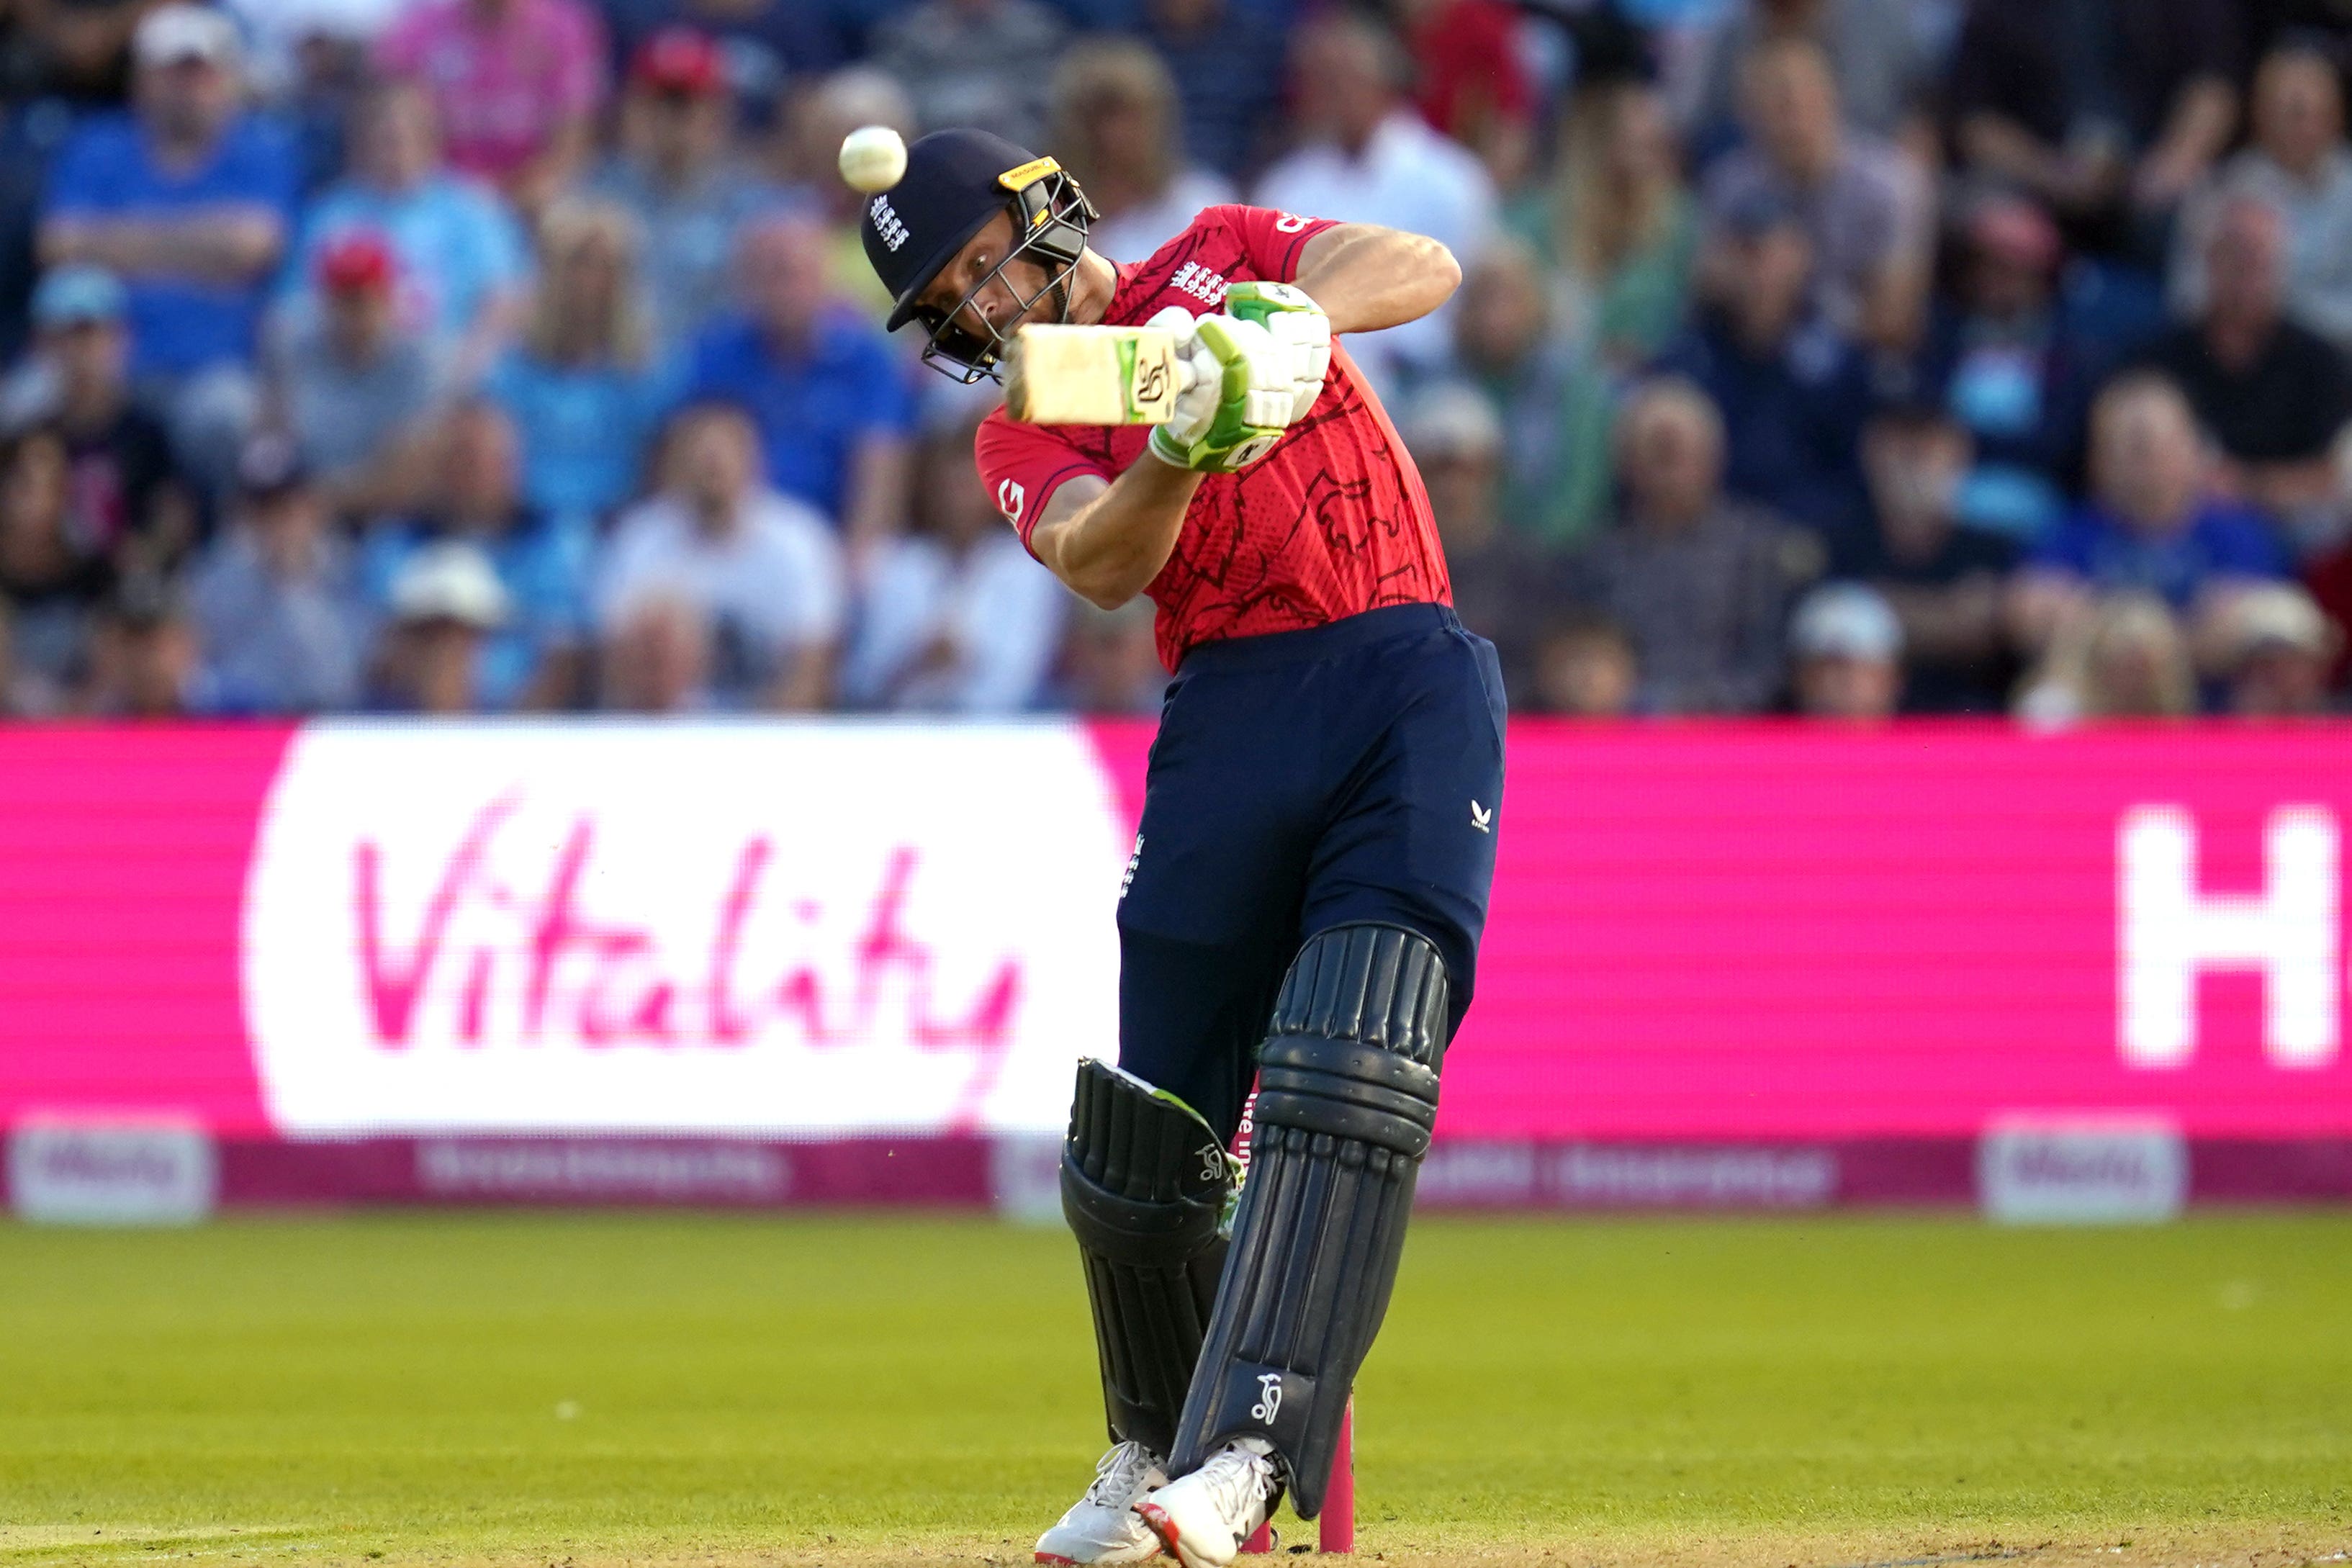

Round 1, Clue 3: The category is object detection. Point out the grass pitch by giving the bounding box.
[1,1212,2347,1568]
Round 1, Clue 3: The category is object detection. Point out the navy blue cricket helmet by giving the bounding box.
[857,128,1098,384]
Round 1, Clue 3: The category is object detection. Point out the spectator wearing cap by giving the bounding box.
[2134,194,2352,527]
[597,401,844,711]
[1443,237,1615,549]
[367,539,511,713]
[2200,582,2343,715]
[837,406,1067,713]
[680,211,914,554]
[2171,42,2352,353]
[1788,580,1904,720]
[269,230,448,515]
[2010,374,2292,659]
[7,265,198,577]
[599,0,845,132]
[286,79,531,386]
[487,199,679,530]
[1567,377,1814,715]
[1397,381,1563,704]
[37,5,299,478]
[1836,400,2020,713]
[185,435,366,713]
[1653,187,1874,539]
[586,29,788,356]
[1049,40,1235,266]
[1698,37,1931,352]
[1909,196,2106,542]
[1253,12,1498,395]
[0,423,112,713]
[872,0,1068,149]
[1948,0,2240,241]
[359,400,595,711]
[82,572,202,716]
[377,0,609,217]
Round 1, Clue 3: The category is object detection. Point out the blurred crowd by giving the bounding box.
[4,0,2352,721]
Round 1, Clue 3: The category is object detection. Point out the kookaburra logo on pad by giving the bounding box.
[1251,1372,1283,1424]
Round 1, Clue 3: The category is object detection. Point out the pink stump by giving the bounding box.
[1319,1400,1355,1554]
[1238,1397,1352,1554]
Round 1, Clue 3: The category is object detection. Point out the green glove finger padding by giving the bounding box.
[1225,281,1320,323]
[1150,315,1286,472]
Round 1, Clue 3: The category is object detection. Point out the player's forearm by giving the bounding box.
[1029,464,1204,609]
[1292,225,1461,336]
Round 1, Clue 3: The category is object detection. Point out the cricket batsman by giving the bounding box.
[856,128,1505,1567]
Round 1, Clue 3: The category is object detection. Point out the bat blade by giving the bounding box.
[1004,324,1182,425]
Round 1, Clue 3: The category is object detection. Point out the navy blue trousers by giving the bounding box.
[1114,603,1508,1148]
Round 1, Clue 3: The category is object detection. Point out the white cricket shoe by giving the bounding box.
[1035,1439,1169,1564]
[1133,1438,1281,1568]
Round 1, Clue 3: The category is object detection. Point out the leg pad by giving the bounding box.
[1169,924,1448,1515]
[1063,1058,1235,1456]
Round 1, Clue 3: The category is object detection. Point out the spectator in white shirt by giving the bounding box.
[1050,40,1235,265]
[596,401,844,711]
[839,407,1067,713]
[1251,12,1497,395]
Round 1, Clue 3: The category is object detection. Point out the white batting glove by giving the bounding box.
[1147,312,1294,473]
[1224,281,1331,423]
[1145,306,1221,442]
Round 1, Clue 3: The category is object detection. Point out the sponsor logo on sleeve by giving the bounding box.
[996,478,1025,523]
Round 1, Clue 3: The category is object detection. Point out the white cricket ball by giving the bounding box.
[838,125,909,194]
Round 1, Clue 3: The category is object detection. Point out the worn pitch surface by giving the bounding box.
[2,1212,2346,1567]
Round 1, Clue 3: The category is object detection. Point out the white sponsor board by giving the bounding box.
[414,1139,793,1202]
[1977,1115,2189,1225]
[9,1119,217,1225]
[243,723,1127,1136]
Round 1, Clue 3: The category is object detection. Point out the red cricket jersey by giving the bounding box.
[974,204,1453,670]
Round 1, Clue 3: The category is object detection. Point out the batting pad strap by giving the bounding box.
[1060,1159,1225,1266]
[1254,1038,1441,1158]
[1266,922,1451,1070]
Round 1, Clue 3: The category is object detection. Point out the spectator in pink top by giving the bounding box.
[377,0,608,217]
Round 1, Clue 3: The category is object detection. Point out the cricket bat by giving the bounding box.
[1004,324,1186,425]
